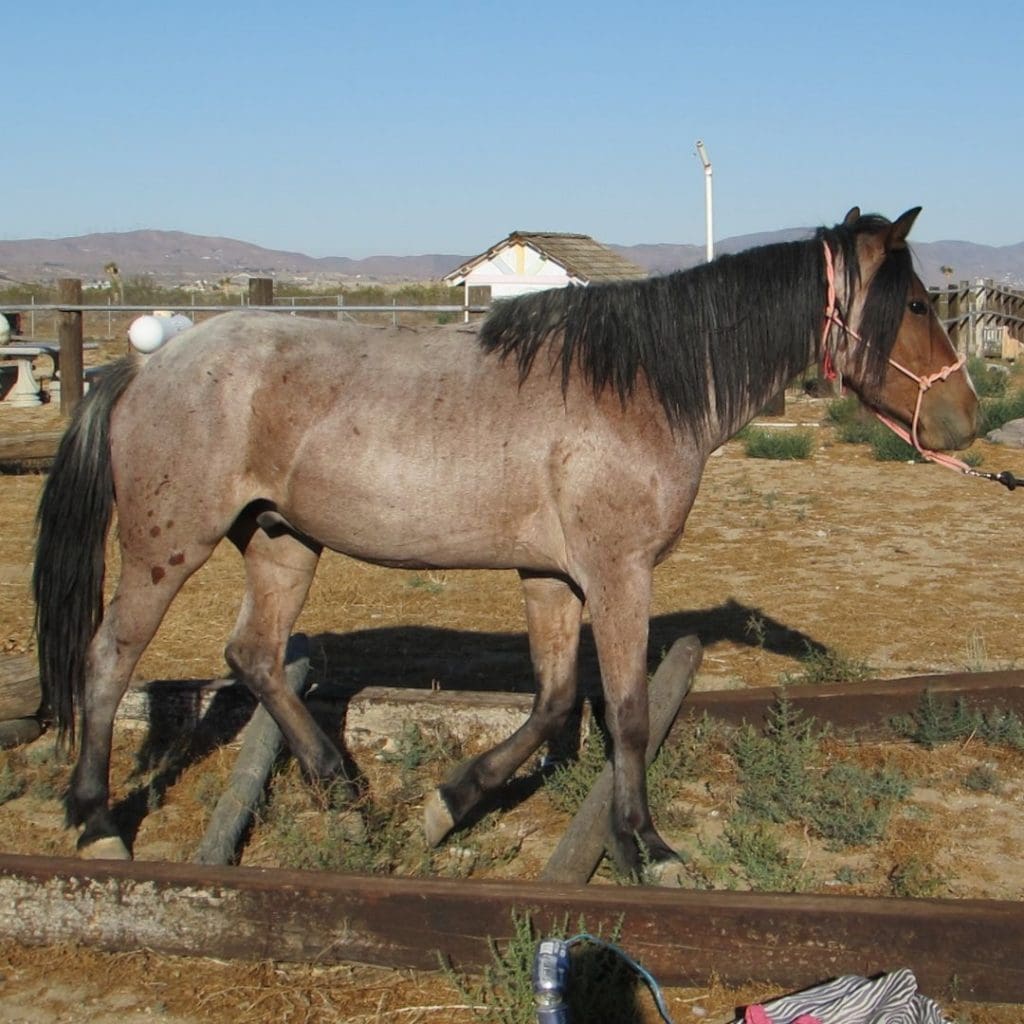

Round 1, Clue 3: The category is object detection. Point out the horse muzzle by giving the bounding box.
[913,393,979,452]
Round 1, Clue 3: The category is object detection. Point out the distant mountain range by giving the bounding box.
[1,227,1022,290]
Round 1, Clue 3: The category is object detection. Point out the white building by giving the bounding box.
[443,231,647,305]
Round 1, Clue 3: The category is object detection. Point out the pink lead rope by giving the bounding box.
[821,242,1020,490]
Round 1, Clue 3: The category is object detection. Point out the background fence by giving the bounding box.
[4,275,1024,417]
[931,280,1024,357]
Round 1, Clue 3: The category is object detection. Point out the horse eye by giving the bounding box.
[908,299,928,316]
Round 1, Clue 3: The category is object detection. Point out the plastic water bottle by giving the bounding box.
[533,939,571,1024]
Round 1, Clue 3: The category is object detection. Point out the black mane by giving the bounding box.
[478,215,912,435]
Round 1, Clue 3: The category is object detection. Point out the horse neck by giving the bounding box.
[699,240,849,450]
[703,355,814,452]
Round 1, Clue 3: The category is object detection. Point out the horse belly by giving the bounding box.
[283,440,562,572]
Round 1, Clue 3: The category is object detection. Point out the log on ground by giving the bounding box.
[0,654,41,721]
[192,635,311,866]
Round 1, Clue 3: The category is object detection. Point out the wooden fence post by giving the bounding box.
[248,277,273,308]
[947,284,963,354]
[57,278,83,416]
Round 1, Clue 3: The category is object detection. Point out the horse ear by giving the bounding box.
[887,207,922,250]
[843,207,861,226]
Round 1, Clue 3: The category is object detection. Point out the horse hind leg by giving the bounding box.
[224,519,352,796]
[71,546,215,858]
[424,571,582,846]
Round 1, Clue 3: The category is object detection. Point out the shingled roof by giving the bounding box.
[445,231,647,284]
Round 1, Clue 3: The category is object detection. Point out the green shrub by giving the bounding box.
[889,856,946,898]
[809,762,909,849]
[967,357,1009,399]
[827,396,885,444]
[0,761,25,805]
[826,407,921,459]
[544,731,607,816]
[732,699,819,823]
[979,389,1024,434]
[890,692,1024,751]
[837,417,878,445]
[869,426,925,462]
[963,764,1001,793]
[824,395,862,426]
[733,699,910,849]
[724,813,812,891]
[781,644,872,686]
[742,428,814,460]
[647,712,719,829]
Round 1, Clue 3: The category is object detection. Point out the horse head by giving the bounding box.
[828,207,978,453]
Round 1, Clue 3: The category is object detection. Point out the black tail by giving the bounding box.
[33,357,141,747]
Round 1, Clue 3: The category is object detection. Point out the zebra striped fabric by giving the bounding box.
[733,969,947,1023]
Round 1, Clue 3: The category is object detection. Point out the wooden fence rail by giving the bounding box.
[931,279,1024,356]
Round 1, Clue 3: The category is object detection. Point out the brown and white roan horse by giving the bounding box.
[34,207,977,877]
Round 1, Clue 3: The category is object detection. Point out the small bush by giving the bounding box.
[837,418,879,445]
[647,712,720,829]
[0,761,26,804]
[544,732,607,816]
[963,764,1001,793]
[889,856,946,898]
[824,395,862,426]
[979,389,1024,434]
[809,762,910,849]
[891,692,1024,751]
[732,699,819,823]
[781,644,872,686]
[733,699,909,849]
[724,814,812,891]
[967,356,1009,399]
[742,428,815,461]
[869,425,925,462]
[890,692,977,749]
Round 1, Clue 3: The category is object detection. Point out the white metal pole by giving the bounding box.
[695,140,713,262]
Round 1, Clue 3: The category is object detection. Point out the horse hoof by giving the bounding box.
[423,790,455,847]
[79,835,132,861]
[647,858,687,888]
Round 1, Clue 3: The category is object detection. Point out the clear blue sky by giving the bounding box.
[6,0,1020,258]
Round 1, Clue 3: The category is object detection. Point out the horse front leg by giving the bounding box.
[587,560,678,879]
[424,571,583,846]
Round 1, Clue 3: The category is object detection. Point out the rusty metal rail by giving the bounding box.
[0,853,1020,1002]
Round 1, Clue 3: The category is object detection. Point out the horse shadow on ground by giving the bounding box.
[310,596,826,696]
[111,597,826,851]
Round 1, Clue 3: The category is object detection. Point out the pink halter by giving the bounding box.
[820,242,971,476]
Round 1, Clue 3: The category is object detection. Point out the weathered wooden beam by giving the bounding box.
[0,430,63,465]
[0,654,40,721]
[541,635,701,883]
[0,853,1020,1002]
[0,718,41,749]
[193,636,310,866]
[113,668,1024,757]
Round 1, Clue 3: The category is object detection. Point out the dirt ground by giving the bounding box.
[2,390,1024,1022]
